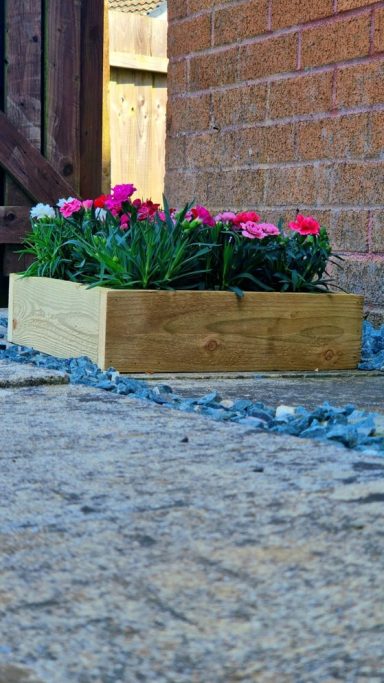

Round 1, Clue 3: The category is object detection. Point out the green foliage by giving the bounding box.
[20,198,338,294]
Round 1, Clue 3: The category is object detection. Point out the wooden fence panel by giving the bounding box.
[0,0,105,287]
[108,11,167,204]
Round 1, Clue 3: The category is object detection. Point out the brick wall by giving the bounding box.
[165,0,384,323]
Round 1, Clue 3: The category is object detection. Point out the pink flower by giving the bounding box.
[82,199,93,211]
[111,183,137,202]
[214,211,237,224]
[288,214,320,236]
[60,198,83,218]
[120,213,130,230]
[191,205,216,227]
[240,221,267,239]
[157,210,166,221]
[255,222,280,236]
[137,200,160,221]
[233,211,261,226]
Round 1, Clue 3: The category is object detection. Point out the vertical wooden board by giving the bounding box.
[45,0,81,195]
[3,0,42,207]
[102,0,111,193]
[151,73,167,203]
[80,0,105,198]
[135,70,153,200]
[109,69,138,189]
[8,274,102,362]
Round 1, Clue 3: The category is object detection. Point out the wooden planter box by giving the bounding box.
[8,274,364,372]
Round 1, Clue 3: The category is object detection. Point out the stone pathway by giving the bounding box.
[1,363,384,682]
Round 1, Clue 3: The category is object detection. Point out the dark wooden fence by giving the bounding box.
[0,0,105,302]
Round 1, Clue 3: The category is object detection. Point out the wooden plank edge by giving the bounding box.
[110,50,168,73]
[97,288,108,370]
[7,272,16,342]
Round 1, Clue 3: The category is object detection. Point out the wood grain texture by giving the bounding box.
[80,0,105,198]
[8,276,364,372]
[3,0,42,207]
[0,112,76,202]
[0,206,30,242]
[103,290,364,372]
[45,0,81,193]
[109,11,167,202]
[9,275,102,362]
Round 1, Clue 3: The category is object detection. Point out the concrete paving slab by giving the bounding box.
[0,360,68,388]
[1,383,384,682]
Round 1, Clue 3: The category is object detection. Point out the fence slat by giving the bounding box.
[80,0,105,198]
[0,111,77,202]
[3,0,42,207]
[45,0,81,194]
[109,11,167,203]
[0,207,31,243]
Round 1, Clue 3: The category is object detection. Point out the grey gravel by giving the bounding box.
[1,383,384,682]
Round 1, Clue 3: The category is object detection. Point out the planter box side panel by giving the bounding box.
[102,291,364,372]
[9,275,102,363]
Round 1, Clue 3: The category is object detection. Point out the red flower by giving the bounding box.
[94,194,108,209]
[288,214,320,236]
[137,200,160,221]
[233,211,261,226]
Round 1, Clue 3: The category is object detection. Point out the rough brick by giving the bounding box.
[296,114,369,161]
[214,0,268,47]
[373,7,384,54]
[272,0,333,30]
[265,164,332,206]
[166,136,186,171]
[188,0,235,12]
[331,161,384,204]
[336,60,384,108]
[168,0,188,21]
[337,0,378,11]
[187,124,296,168]
[169,15,211,58]
[301,14,370,69]
[239,32,298,80]
[165,169,210,206]
[268,71,333,120]
[334,256,384,308]
[208,169,264,206]
[212,84,267,128]
[168,59,187,95]
[370,210,384,253]
[329,210,369,251]
[189,48,238,91]
[167,95,211,135]
[368,112,384,158]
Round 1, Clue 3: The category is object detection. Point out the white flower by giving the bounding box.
[30,203,56,220]
[57,197,76,208]
[95,208,107,221]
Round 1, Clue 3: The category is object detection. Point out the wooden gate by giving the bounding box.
[109,10,167,203]
[0,0,106,295]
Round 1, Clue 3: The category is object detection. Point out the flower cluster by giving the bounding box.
[24,184,333,293]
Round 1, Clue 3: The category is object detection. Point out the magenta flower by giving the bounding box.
[111,183,137,202]
[191,205,216,227]
[288,214,320,236]
[104,196,122,215]
[119,213,130,230]
[82,199,93,211]
[60,198,83,218]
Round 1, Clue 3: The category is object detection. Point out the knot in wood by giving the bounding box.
[204,338,219,352]
[6,212,15,222]
[324,349,335,361]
